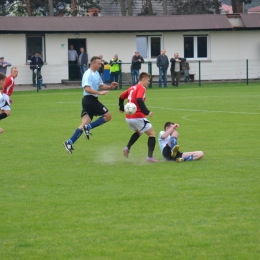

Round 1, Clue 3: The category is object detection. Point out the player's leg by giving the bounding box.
[144,124,158,162]
[82,98,111,139]
[180,151,204,161]
[167,130,179,158]
[123,130,141,158]
[63,113,92,154]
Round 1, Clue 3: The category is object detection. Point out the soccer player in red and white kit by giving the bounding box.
[119,72,158,162]
[3,67,18,103]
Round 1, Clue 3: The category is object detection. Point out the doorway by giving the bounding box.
[68,38,87,80]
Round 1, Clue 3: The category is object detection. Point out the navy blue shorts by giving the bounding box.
[81,95,108,120]
[162,144,183,161]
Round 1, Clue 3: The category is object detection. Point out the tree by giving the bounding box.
[127,0,132,16]
[0,0,102,16]
[174,0,219,15]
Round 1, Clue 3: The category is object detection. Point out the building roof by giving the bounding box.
[247,5,260,13]
[0,14,260,33]
[240,13,260,27]
[221,4,233,14]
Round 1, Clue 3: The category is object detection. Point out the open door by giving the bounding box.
[68,38,87,81]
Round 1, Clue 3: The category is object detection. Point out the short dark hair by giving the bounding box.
[90,56,101,63]
[164,122,175,130]
[0,72,6,81]
[139,72,151,81]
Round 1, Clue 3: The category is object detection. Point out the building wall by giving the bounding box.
[0,30,259,84]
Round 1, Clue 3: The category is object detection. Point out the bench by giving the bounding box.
[152,74,195,83]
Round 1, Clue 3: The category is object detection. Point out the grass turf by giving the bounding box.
[1,82,259,259]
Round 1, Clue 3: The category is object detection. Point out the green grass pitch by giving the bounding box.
[1,82,259,259]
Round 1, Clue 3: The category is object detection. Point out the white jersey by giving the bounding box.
[0,93,10,111]
[82,68,103,97]
[158,131,170,154]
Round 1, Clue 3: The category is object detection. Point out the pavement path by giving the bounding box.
[15,83,82,92]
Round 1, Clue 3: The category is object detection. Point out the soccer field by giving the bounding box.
[1,82,259,259]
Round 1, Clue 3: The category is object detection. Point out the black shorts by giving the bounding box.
[162,144,183,161]
[81,95,108,120]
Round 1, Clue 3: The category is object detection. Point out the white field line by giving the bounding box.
[57,102,260,115]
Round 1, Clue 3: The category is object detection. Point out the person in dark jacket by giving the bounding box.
[78,47,88,77]
[30,51,44,86]
[170,53,186,87]
[98,54,108,80]
[156,49,169,88]
[131,51,144,86]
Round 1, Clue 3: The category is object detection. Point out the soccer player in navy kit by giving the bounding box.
[119,72,158,162]
[63,56,118,154]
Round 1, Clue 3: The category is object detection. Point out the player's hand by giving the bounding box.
[119,110,124,113]
[10,99,13,104]
[148,111,153,117]
[0,128,3,134]
[99,91,109,95]
[110,82,119,89]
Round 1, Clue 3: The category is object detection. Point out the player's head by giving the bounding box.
[0,57,4,62]
[0,72,6,90]
[161,49,166,55]
[174,53,179,59]
[135,51,139,57]
[90,56,102,71]
[139,72,151,87]
[164,122,175,130]
[10,67,18,78]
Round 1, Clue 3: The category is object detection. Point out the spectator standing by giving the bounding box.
[109,54,122,85]
[0,57,12,75]
[182,60,190,83]
[68,45,78,80]
[98,54,108,80]
[30,51,43,86]
[78,47,88,77]
[156,49,169,88]
[131,51,144,86]
[170,53,186,87]
[3,67,18,103]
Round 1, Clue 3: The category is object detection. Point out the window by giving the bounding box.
[26,35,45,62]
[184,35,208,59]
[136,36,161,60]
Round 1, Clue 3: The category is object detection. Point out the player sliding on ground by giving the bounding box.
[119,72,158,162]
[158,122,204,162]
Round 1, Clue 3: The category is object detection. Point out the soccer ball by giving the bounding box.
[124,102,137,115]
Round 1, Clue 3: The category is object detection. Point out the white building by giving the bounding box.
[0,13,260,84]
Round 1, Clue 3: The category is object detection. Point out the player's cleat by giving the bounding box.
[123,147,130,158]
[146,157,158,162]
[171,145,179,158]
[176,157,184,162]
[63,141,74,154]
[82,125,92,140]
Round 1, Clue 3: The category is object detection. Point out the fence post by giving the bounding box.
[36,67,40,93]
[199,61,201,87]
[119,64,122,89]
[148,61,152,88]
[246,59,248,85]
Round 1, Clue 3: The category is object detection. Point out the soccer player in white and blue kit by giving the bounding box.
[158,121,204,162]
[63,56,118,154]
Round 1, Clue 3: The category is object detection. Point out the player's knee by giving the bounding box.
[103,112,112,122]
